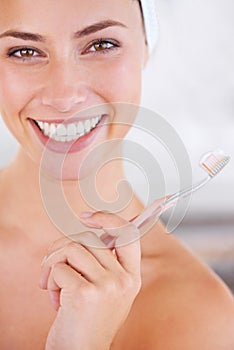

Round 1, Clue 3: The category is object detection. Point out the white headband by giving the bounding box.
[140,0,158,54]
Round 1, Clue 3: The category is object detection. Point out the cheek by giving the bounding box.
[0,65,35,118]
[89,54,143,139]
[0,65,36,143]
[90,54,142,105]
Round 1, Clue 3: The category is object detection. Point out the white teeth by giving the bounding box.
[35,115,103,142]
[49,123,56,137]
[44,122,50,136]
[91,117,96,128]
[57,124,67,136]
[84,119,91,133]
[66,136,73,142]
[67,123,76,136]
[77,121,84,135]
[38,121,44,129]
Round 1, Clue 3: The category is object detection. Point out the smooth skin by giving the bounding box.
[0,0,234,349]
[41,215,142,350]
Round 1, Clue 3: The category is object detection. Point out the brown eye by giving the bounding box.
[19,48,35,57]
[8,47,41,59]
[87,39,119,53]
[93,41,113,51]
[85,39,120,54]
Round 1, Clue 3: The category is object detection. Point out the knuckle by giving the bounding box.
[71,230,97,242]
[121,273,133,289]
[51,261,64,280]
[47,237,70,254]
[44,241,80,268]
[66,241,91,261]
[81,232,103,247]
[103,277,118,295]
[118,272,141,295]
[96,271,120,296]
[71,231,104,248]
[66,240,79,253]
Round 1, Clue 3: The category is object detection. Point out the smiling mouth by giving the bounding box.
[32,115,103,143]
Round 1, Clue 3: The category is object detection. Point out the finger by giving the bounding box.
[114,235,141,276]
[80,211,135,239]
[40,238,71,290]
[80,211,129,231]
[46,230,114,256]
[81,211,140,246]
[80,211,141,275]
[44,232,121,271]
[48,289,60,311]
[45,225,103,258]
[39,264,52,289]
[46,237,73,257]
[43,265,61,310]
[41,235,127,292]
[42,241,106,286]
[47,262,88,308]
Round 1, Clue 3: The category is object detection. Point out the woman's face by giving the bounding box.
[0,0,147,178]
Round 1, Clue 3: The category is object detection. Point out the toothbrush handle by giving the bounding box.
[131,198,168,228]
[132,176,211,229]
[78,177,211,239]
[165,176,211,206]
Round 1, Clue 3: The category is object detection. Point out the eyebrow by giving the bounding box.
[0,30,45,42]
[73,20,127,38]
[0,20,127,42]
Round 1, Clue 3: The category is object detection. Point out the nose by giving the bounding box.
[40,60,89,113]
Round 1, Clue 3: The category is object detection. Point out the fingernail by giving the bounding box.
[79,213,103,228]
[100,233,117,247]
[80,212,94,218]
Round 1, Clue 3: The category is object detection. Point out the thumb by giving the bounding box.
[114,229,141,275]
[80,211,141,274]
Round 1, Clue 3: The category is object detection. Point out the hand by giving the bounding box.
[40,211,141,350]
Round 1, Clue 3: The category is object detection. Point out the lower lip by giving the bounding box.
[29,116,108,153]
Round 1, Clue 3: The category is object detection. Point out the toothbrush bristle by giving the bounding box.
[200,151,230,177]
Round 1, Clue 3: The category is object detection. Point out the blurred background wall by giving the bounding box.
[140,0,234,291]
[0,0,233,290]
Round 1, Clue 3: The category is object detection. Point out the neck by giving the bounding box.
[0,147,144,246]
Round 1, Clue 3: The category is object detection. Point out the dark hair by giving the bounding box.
[136,0,147,44]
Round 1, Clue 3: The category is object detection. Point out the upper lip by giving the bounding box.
[29,115,105,124]
[27,104,112,124]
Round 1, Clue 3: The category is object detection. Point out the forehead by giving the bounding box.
[0,0,141,34]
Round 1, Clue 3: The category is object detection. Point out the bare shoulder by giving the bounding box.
[142,233,234,349]
[113,225,234,350]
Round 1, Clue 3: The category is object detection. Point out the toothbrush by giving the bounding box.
[132,150,230,229]
[78,150,230,245]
